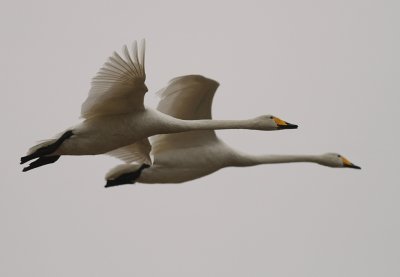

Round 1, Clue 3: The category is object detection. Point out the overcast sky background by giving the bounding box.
[1,0,399,276]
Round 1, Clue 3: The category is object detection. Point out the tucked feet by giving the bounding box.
[20,130,73,165]
[105,164,150,188]
[22,156,61,172]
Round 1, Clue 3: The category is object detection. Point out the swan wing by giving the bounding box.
[155,75,219,120]
[106,139,152,165]
[81,40,147,119]
[151,75,220,156]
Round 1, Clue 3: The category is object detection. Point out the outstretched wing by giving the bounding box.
[81,40,147,119]
[151,75,220,156]
[106,139,152,165]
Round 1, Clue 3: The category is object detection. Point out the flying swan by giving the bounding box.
[105,75,361,187]
[20,41,297,172]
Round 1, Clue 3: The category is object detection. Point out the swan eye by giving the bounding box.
[270,116,273,119]
[337,155,341,157]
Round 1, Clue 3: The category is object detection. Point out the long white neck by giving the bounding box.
[151,110,265,135]
[178,119,258,131]
[233,153,323,167]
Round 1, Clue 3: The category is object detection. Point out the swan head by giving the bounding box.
[256,115,298,130]
[105,163,150,187]
[318,153,361,169]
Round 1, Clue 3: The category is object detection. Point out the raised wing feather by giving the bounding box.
[106,139,152,165]
[81,40,147,119]
[151,75,220,156]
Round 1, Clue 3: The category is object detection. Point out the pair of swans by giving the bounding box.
[105,75,361,186]
[20,40,360,185]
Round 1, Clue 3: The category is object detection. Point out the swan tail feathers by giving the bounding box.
[26,139,58,156]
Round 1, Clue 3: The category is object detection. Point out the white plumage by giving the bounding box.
[105,75,361,186]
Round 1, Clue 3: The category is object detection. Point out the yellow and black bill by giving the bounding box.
[274,117,298,129]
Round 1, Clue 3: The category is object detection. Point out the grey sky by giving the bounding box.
[1,0,399,276]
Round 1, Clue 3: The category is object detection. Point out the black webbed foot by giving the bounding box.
[105,164,150,188]
[22,156,60,172]
[20,130,73,165]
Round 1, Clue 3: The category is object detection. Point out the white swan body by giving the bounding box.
[50,109,277,156]
[21,41,297,171]
[105,75,360,186]
[136,151,359,184]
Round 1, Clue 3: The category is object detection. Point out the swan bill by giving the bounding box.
[344,163,361,169]
[273,117,298,130]
[105,164,150,188]
[276,122,298,130]
[341,156,361,169]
